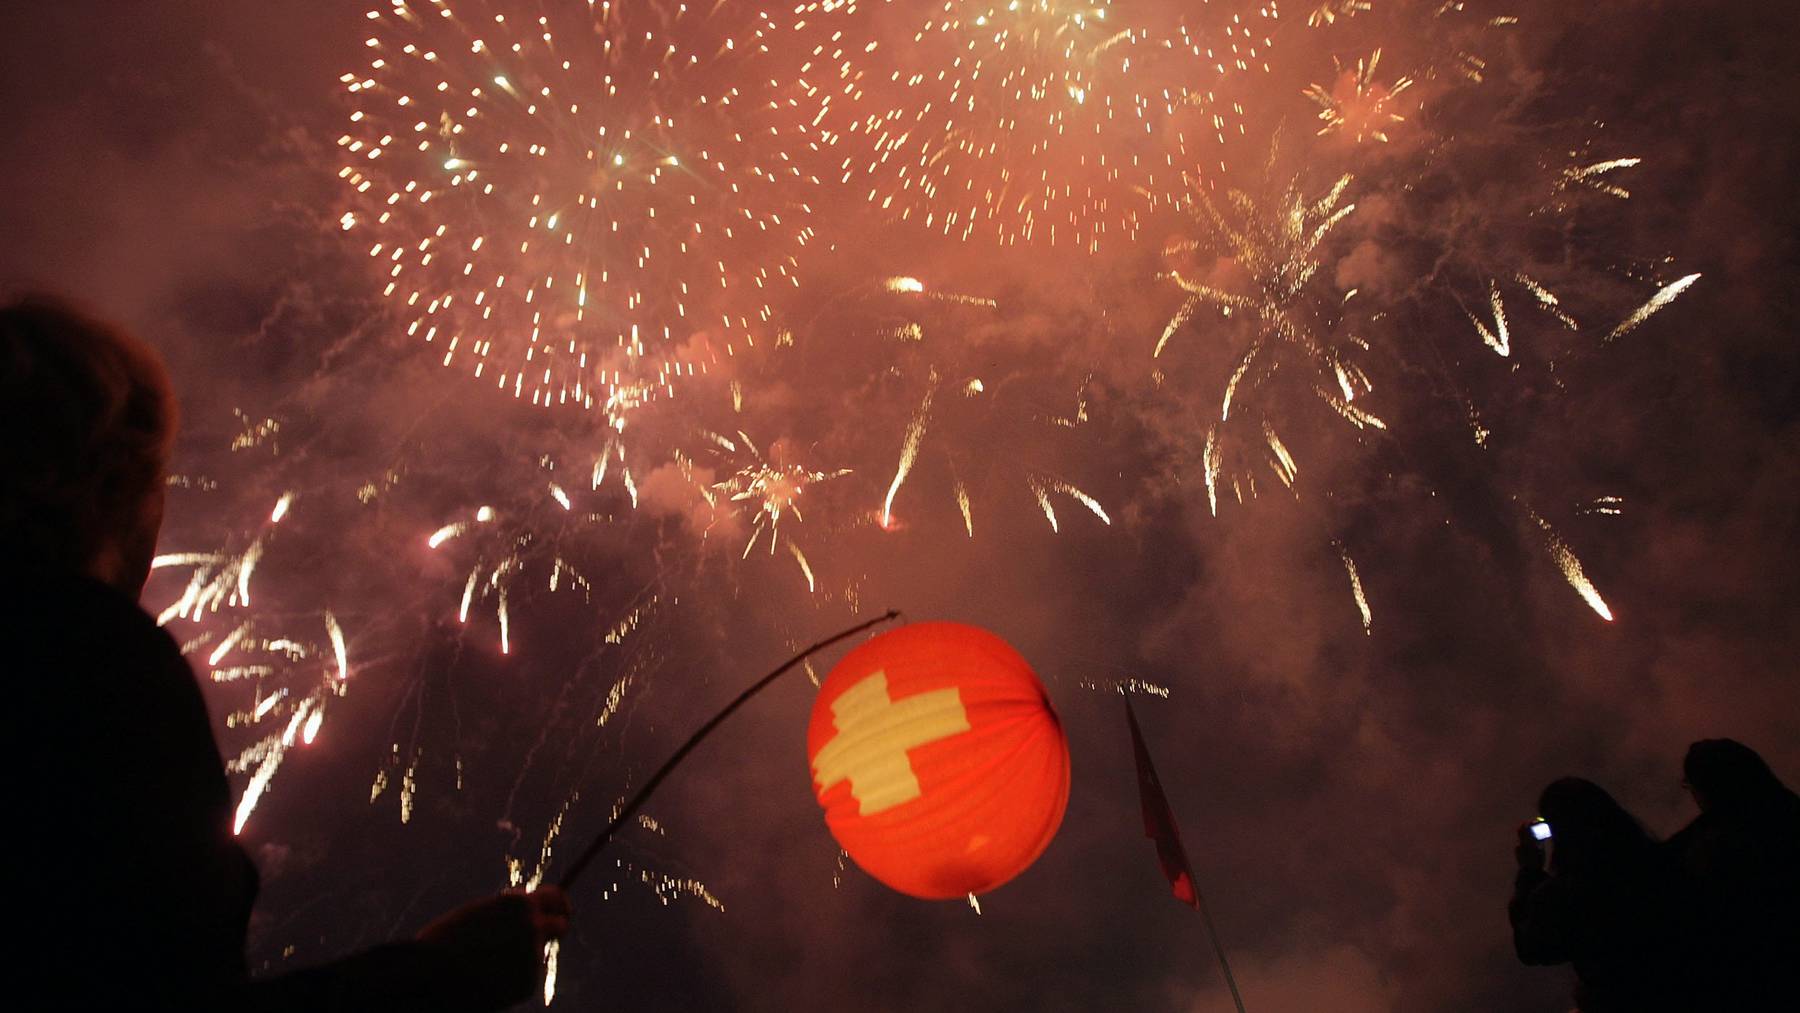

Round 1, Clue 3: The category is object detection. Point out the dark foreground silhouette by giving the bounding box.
[1,298,569,1011]
[1669,739,1800,1009]
[1511,745,1800,1012]
[1510,777,1690,1011]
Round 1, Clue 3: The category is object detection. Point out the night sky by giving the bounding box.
[3,2,1797,1010]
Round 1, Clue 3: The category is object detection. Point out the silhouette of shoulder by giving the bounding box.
[2,570,257,1009]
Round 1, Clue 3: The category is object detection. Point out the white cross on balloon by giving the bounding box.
[810,670,970,815]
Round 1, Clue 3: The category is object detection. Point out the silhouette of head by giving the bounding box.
[1538,777,1654,875]
[0,296,177,595]
[1684,739,1792,814]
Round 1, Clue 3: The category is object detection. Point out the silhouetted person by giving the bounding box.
[1509,777,1689,1012]
[0,297,570,1011]
[1668,738,1800,1009]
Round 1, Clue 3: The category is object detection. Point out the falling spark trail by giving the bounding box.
[882,377,937,527]
[1532,511,1615,621]
[542,941,560,1007]
[1265,428,1297,488]
[1031,479,1059,533]
[1023,476,1107,532]
[234,750,282,836]
[1470,282,1510,356]
[326,612,349,680]
[499,586,512,654]
[1154,300,1196,359]
[234,702,313,835]
[1605,274,1701,343]
[459,569,479,623]
[302,708,325,745]
[1049,479,1112,526]
[596,673,633,729]
[251,692,284,722]
[209,624,249,667]
[235,539,263,607]
[1558,157,1643,199]
[1518,274,1578,331]
[787,542,817,593]
[1336,543,1373,634]
[1203,427,1222,517]
[152,540,270,625]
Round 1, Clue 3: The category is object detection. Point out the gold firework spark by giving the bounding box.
[1530,509,1613,621]
[1307,0,1372,28]
[783,0,1279,251]
[1335,541,1373,633]
[1158,167,1381,510]
[1304,49,1414,144]
[882,369,937,529]
[341,1,820,410]
[1604,272,1701,343]
[868,302,1107,536]
[427,483,596,654]
[706,430,850,588]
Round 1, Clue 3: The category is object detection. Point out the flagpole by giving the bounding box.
[1123,696,1247,1013]
[1190,881,1247,1013]
[557,609,900,891]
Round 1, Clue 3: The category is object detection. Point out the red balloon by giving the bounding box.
[806,622,1070,899]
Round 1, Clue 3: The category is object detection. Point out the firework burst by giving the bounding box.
[339,0,821,411]
[702,430,850,591]
[1304,48,1415,143]
[781,0,1280,251]
[1154,138,1696,622]
[1156,162,1382,514]
[151,488,352,834]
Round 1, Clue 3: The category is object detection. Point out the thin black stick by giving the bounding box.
[557,609,901,890]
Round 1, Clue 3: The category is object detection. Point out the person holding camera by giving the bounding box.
[1509,777,1689,1012]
